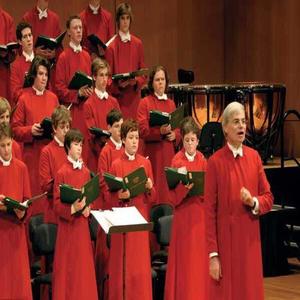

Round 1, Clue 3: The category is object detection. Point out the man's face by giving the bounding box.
[20,27,33,53]
[68,18,82,45]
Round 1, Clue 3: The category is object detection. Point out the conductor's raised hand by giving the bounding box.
[71,196,86,214]
[240,187,254,208]
[209,256,222,281]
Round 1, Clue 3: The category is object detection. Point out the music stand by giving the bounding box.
[199,122,224,158]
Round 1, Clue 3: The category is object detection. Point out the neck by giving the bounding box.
[120,29,129,35]
[24,49,33,56]
[228,141,242,149]
[111,136,121,144]
[125,149,135,156]
[70,40,80,47]
[95,86,106,92]
[54,134,64,144]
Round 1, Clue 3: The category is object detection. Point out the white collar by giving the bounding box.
[227,142,243,158]
[37,7,48,20]
[95,88,108,100]
[69,41,82,53]
[89,3,100,14]
[0,155,12,166]
[119,30,131,43]
[185,151,196,162]
[155,92,168,100]
[23,51,34,62]
[32,86,45,96]
[67,155,83,169]
[110,136,122,150]
[125,150,135,161]
[54,136,64,147]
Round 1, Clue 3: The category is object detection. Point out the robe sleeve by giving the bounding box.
[144,159,157,205]
[39,147,54,194]
[10,61,24,104]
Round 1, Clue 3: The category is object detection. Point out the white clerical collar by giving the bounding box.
[110,137,122,150]
[54,136,64,147]
[32,86,45,96]
[227,142,243,158]
[69,41,82,53]
[95,88,108,100]
[23,51,34,62]
[67,155,83,169]
[89,4,100,14]
[154,92,168,100]
[125,150,135,161]
[37,7,48,20]
[0,155,12,166]
[119,30,131,43]
[185,151,196,162]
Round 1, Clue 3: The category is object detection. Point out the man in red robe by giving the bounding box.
[105,2,146,119]
[0,123,32,300]
[205,101,273,300]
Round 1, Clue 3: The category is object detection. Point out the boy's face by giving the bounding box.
[153,69,166,96]
[19,27,33,53]
[108,119,123,143]
[0,136,12,161]
[119,14,130,33]
[122,129,139,155]
[53,122,70,143]
[94,67,109,92]
[183,132,199,156]
[68,18,82,45]
[33,65,48,91]
[0,110,10,125]
[68,140,82,161]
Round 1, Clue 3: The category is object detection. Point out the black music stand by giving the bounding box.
[199,122,224,158]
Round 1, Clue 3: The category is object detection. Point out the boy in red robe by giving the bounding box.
[39,105,71,223]
[164,116,208,300]
[205,101,273,300]
[52,128,98,300]
[0,123,32,300]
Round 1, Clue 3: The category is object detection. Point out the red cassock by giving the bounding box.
[164,150,209,300]
[0,158,32,300]
[12,139,22,160]
[0,8,15,101]
[105,34,146,119]
[11,88,59,214]
[108,153,156,300]
[39,139,67,223]
[52,161,98,300]
[137,94,180,204]
[83,92,120,171]
[80,5,114,55]
[205,145,273,300]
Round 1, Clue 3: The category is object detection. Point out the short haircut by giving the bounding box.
[0,98,11,115]
[121,119,139,140]
[91,58,110,77]
[180,116,200,137]
[16,21,32,41]
[222,101,245,127]
[66,15,81,29]
[26,56,51,87]
[0,123,13,140]
[148,65,169,94]
[106,109,123,126]
[64,129,84,154]
[116,2,133,28]
[51,105,72,129]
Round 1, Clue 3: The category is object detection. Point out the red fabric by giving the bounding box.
[83,92,120,172]
[52,161,98,300]
[12,139,22,160]
[137,94,180,204]
[205,145,273,300]
[39,139,67,223]
[11,88,59,215]
[105,34,146,119]
[0,158,32,300]
[164,150,209,300]
[108,153,155,300]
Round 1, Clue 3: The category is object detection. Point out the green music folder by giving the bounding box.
[89,127,111,138]
[35,31,66,50]
[68,71,93,90]
[2,197,29,211]
[187,171,205,196]
[39,117,53,140]
[112,68,149,81]
[0,42,20,52]
[87,34,107,50]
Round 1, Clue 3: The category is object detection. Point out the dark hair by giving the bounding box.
[26,56,51,87]
[51,105,72,129]
[64,129,84,154]
[16,21,32,41]
[91,58,110,77]
[180,116,200,137]
[0,123,13,140]
[148,65,169,94]
[121,119,139,140]
[106,109,123,126]
[116,2,133,29]
[66,15,81,29]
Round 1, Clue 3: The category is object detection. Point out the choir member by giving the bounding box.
[12,56,59,215]
[52,129,98,300]
[137,65,180,204]
[105,2,146,119]
[80,0,114,58]
[10,22,34,106]
[0,123,32,300]
[83,57,120,172]
[39,105,71,223]
[164,116,208,300]
[205,101,273,300]
[108,119,155,300]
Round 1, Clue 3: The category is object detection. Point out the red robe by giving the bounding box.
[52,161,98,300]
[80,5,114,55]
[12,139,22,160]
[83,92,120,171]
[11,87,59,214]
[39,139,67,223]
[0,8,15,101]
[137,94,180,204]
[105,34,146,119]
[108,153,155,300]
[164,150,209,300]
[205,144,273,300]
[0,157,32,300]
